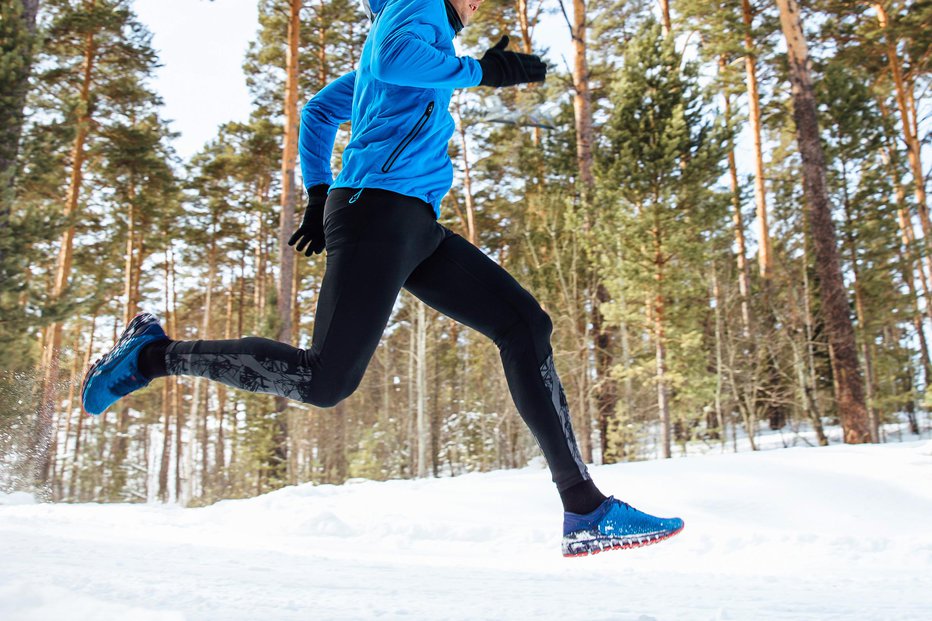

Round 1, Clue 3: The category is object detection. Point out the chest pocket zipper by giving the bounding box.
[381,101,435,173]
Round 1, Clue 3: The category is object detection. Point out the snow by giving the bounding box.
[2,441,932,620]
[0,492,36,506]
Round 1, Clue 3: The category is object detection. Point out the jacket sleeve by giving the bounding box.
[299,71,356,189]
[371,0,482,89]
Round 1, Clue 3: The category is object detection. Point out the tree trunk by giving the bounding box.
[776,0,870,444]
[277,0,301,346]
[659,0,672,35]
[742,0,771,280]
[516,0,533,52]
[874,3,927,236]
[800,237,828,445]
[570,0,607,464]
[109,178,148,499]
[722,59,753,338]
[215,286,233,484]
[454,96,477,245]
[189,230,216,501]
[291,256,301,346]
[254,204,266,331]
[158,250,172,502]
[615,284,635,461]
[416,300,429,477]
[68,311,96,500]
[710,272,724,444]
[270,0,302,476]
[879,101,932,328]
[123,202,136,325]
[894,206,932,384]
[593,282,614,464]
[51,325,82,499]
[653,209,671,458]
[840,167,879,442]
[570,0,594,194]
[36,18,97,486]
[169,245,184,503]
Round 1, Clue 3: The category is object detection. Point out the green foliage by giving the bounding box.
[3,0,929,502]
[594,19,730,457]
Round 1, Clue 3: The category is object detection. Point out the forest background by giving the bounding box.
[0,0,929,505]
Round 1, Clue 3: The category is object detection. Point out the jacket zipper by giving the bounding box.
[381,101,435,173]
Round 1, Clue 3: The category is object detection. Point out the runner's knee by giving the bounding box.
[529,306,553,349]
[495,305,552,356]
[307,371,363,408]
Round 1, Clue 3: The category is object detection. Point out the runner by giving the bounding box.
[82,0,684,556]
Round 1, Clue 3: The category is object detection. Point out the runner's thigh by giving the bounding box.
[402,231,548,349]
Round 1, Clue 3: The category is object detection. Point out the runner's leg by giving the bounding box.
[403,230,593,493]
[150,189,443,407]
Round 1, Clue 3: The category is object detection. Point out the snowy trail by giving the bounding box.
[2,442,931,620]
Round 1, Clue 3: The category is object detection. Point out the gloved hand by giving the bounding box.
[477,35,547,88]
[288,184,329,256]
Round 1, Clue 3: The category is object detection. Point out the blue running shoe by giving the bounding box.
[562,496,684,557]
[81,312,169,415]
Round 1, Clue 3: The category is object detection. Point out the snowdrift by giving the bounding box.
[2,441,931,620]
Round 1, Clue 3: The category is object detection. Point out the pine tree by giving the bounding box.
[0,1,41,334]
[775,0,871,443]
[24,0,170,488]
[0,0,40,218]
[596,19,727,458]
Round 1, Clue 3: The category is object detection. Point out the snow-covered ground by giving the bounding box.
[2,441,931,621]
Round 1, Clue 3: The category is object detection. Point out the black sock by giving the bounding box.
[138,340,170,380]
[560,479,608,514]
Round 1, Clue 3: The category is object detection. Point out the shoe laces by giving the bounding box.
[613,498,634,512]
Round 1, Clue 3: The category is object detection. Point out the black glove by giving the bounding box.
[477,35,547,88]
[288,184,329,256]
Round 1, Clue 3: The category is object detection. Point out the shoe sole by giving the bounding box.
[81,312,158,411]
[562,523,685,558]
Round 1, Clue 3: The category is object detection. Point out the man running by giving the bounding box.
[82,0,684,557]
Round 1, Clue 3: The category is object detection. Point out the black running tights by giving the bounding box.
[164,188,590,491]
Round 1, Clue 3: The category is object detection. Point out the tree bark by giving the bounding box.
[189,226,216,501]
[712,271,725,444]
[454,96,477,245]
[894,206,932,384]
[653,208,671,458]
[570,0,594,195]
[775,0,870,443]
[169,244,184,503]
[215,286,233,483]
[158,248,172,502]
[277,0,301,347]
[270,0,302,476]
[880,101,932,349]
[721,58,752,337]
[516,0,533,53]
[874,3,927,236]
[569,0,607,464]
[68,311,96,500]
[799,246,827,446]
[416,300,429,477]
[108,181,144,500]
[659,0,672,35]
[742,0,771,280]
[123,202,136,325]
[840,167,879,442]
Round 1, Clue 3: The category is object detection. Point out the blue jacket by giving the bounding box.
[298,0,483,218]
